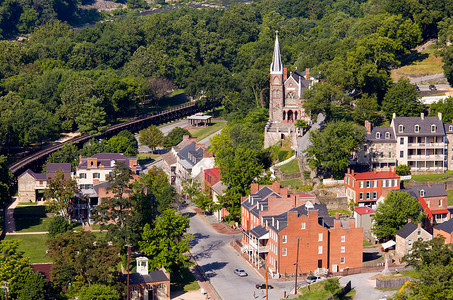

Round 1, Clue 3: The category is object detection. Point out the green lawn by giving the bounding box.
[448,189,453,206]
[4,234,50,263]
[280,178,305,188]
[14,205,47,215]
[171,266,200,292]
[296,280,333,300]
[363,240,373,247]
[15,217,51,233]
[279,159,300,174]
[189,122,226,141]
[410,171,453,182]
[329,209,351,216]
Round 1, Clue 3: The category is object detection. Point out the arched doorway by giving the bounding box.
[287,110,294,121]
[295,111,298,120]
[282,111,286,120]
[144,285,154,300]
[157,284,167,300]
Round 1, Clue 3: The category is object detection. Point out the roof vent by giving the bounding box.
[305,201,314,210]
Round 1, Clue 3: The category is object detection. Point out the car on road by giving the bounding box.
[306,276,325,284]
[429,84,437,91]
[234,269,247,277]
[256,284,274,289]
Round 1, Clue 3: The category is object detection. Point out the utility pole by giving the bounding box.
[126,245,131,300]
[294,237,302,295]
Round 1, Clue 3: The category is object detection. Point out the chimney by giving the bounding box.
[392,113,396,119]
[335,212,340,219]
[79,155,82,163]
[438,112,443,121]
[427,182,431,187]
[348,218,356,229]
[347,168,350,174]
[283,68,287,81]
[334,219,341,229]
[364,120,373,133]
[374,169,377,174]
[421,112,424,120]
[196,143,206,150]
[305,68,310,80]
[250,183,260,194]
[182,135,189,141]
[408,218,411,223]
[351,170,354,176]
[417,223,421,228]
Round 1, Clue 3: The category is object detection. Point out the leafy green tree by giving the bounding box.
[183,180,214,211]
[304,122,366,179]
[48,216,72,238]
[371,191,423,239]
[46,231,120,290]
[353,94,382,126]
[382,77,423,120]
[303,82,347,122]
[76,96,108,134]
[0,239,46,300]
[78,284,120,300]
[139,209,192,274]
[396,164,410,176]
[429,97,453,123]
[163,127,191,150]
[79,138,114,157]
[44,143,80,170]
[0,155,14,209]
[139,125,164,151]
[402,236,453,299]
[108,136,138,156]
[44,170,80,223]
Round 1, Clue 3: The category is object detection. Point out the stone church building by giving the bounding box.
[264,32,316,148]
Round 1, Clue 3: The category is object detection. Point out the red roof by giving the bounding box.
[204,167,220,177]
[347,171,399,180]
[354,207,375,215]
[430,209,450,215]
[418,197,432,218]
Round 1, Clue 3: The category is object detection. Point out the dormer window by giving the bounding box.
[431,125,436,133]
[449,125,453,131]
[385,132,390,139]
[420,189,425,197]
[399,125,404,133]
[376,132,381,139]
[414,125,420,133]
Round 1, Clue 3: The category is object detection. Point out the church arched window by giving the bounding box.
[286,92,297,105]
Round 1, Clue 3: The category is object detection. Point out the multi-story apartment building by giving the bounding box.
[344,168,400,207]
[359,113,453,173]
[241,183,363,278]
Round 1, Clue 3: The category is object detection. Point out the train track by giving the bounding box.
[10,101,214,175]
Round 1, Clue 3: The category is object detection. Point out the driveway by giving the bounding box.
[184,208,293,300]
[339,272,397,300]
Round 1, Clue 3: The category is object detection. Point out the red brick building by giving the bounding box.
[204,167,221,192]
[344,168,400,207]
[241,183,363,278]
[434,218,453,243]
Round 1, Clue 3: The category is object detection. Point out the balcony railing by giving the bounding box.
[407,142,445,148]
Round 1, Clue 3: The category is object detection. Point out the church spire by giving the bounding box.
[270,30,283,74]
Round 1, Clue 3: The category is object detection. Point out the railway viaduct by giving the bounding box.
[10,101,218,176]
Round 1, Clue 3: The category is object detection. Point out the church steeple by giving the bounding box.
[270,31,283,74]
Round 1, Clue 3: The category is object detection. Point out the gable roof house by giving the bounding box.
[241,182,363,277]
[434,218,453,244]
[161,135,197,186]
[395,222,432,258]
[359,113,453,173]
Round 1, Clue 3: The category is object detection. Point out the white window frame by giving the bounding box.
[376,132,381,139]
[359,193,364,200]
[385,132,390,139]
[301,222,306,229]
[282,235,287,243]
[93,173,100,179]
[420,190,425,197]
[373,192,378,199]
[399,125,404,133]
[318,233,323,242]
[341,235,345,242]
[341,246,345,253]
[282,248,287,256]
[318,246,323,254]
[340,257,345,264]
[373,180,378,188]
[431,125,436,133]
[414,125,420,133]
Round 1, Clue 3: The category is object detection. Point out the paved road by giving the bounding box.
[296,113,325,156]
[339,272,397,300]
[418,84,451,91]
[184,208,293,300]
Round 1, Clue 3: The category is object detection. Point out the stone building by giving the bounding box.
[264,32,315,148]
[395,222,432,258]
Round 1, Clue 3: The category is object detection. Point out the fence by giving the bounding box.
[334,264,398,276]
[376,277,412,289]
[322,179,344,185]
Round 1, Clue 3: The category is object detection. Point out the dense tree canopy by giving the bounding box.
[371,191,423,238]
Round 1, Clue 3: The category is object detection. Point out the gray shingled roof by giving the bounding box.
[46,163,72,173]
[177,143,204,167]
[211,181,227,196]
[250,225,268,238]
[435,218,453,234]
[129,270,169,285]
[403,184,447,198]
[19,169,47,180]
[444,123,453,134]
[396,222,418,238]
[366,127,396,142]
[393,116,445,136]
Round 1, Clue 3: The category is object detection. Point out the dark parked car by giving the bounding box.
[234,269,247,277]
[429,84,437,91]
[256,284,274,289]
[307,276,325,283]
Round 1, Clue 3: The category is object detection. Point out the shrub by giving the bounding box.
[48,216,71,238]
[396,164,410,176]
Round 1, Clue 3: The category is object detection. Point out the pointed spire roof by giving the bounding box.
[270,31,283,74]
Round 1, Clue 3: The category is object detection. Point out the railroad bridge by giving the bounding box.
[10,100,218,176]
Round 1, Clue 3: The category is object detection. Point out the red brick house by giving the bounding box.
[241,183,363,278]
[204,167,221,192]
[128,257,170,300]
[344,168,400,207]
[403,184,450,230]
[434,218,453,243]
